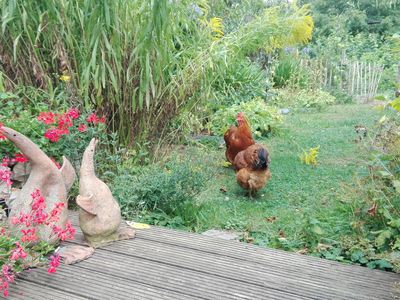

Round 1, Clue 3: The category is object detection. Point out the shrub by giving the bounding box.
[112,150,213,223]
[346,113,400,271]
[210,59,267,109]
[208,97,283,137]
[272,54,308,88]
[269,88,336,110]
[0,101,113,172]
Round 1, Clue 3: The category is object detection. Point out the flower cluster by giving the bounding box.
[0,189,75,297]
[10,189,75,242]
[0,123,5,141]
[38,108,105,143]
[0,265,14,297]
[1,153,28,167]
[47,254,61,273]
[0,168,12,187]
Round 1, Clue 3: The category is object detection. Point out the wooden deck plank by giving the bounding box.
[16,265,198,300]
[5,211,399,299]
[97,237,395,300]
[8,279,88,300]
[69,213,399,281]
[72,248,311,300]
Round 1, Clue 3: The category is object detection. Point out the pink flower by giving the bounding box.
[20,228,38,243]
[47,202,64,224]
[1,280,9,297]
[47,254,60,274]
[31,190,46,211]
[0,123,6,141]
[2,265,14,283]
[52,221,75,241]
[44,128,62,142]
[78,124,87,132]
[1,158,9,167]
[32,209,48,225]
[0,169,12,187]
[10,242,27,261]
[14,153,28,163]
[37,112,56,125]
[66,108,80,120]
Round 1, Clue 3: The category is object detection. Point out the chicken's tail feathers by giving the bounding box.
[254,147,269,170]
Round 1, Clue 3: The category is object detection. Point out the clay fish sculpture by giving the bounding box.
[0,126,76,244]
[77,138,135,247]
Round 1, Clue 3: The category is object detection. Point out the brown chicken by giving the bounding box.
[234,144,271,196]
[224,112,255,163]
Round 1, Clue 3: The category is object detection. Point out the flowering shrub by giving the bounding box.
[0,186,75,297]
[0,108,107,170]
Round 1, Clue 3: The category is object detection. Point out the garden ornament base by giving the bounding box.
[77,138,135,248]
[0,127,76,245]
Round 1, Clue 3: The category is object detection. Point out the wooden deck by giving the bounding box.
[7,211,400,299]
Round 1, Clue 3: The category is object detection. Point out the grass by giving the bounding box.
[183,104,386,252]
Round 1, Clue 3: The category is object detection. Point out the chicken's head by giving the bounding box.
[237,112,245,125]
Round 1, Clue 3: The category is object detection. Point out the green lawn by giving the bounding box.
[190,104,385,252]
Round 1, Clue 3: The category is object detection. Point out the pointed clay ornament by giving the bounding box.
[77,138,135,247]
[0,127,76,244]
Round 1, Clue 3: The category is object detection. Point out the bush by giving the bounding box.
[0,96,115,172]
[112,150,213,223]
[269,88,336,110]
[208,97,283,137]
[272,54,308,88]
[210,59,268,109]
[345,114,400,271]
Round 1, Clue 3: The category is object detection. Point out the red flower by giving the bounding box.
[14,153,28,163]
[98,116,106,124]
[57,114,73,130]
[77,124,87,132]
[44,128,62,142]
[50,158,61,169]
[37,112,56,125]
[66,108,80,120]
[86,113,98,124]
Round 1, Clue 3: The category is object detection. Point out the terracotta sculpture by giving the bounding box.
[0,127,76,244]
[77,138,135,247]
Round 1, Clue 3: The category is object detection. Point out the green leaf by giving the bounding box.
[392,238,400,250]
[388,218,400,229]
[312,225,324,235]
[377,170,392,178]
[375,230,392,248]
[367,259,392,270]
[390,97,400,112]
[350,250,365,262]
